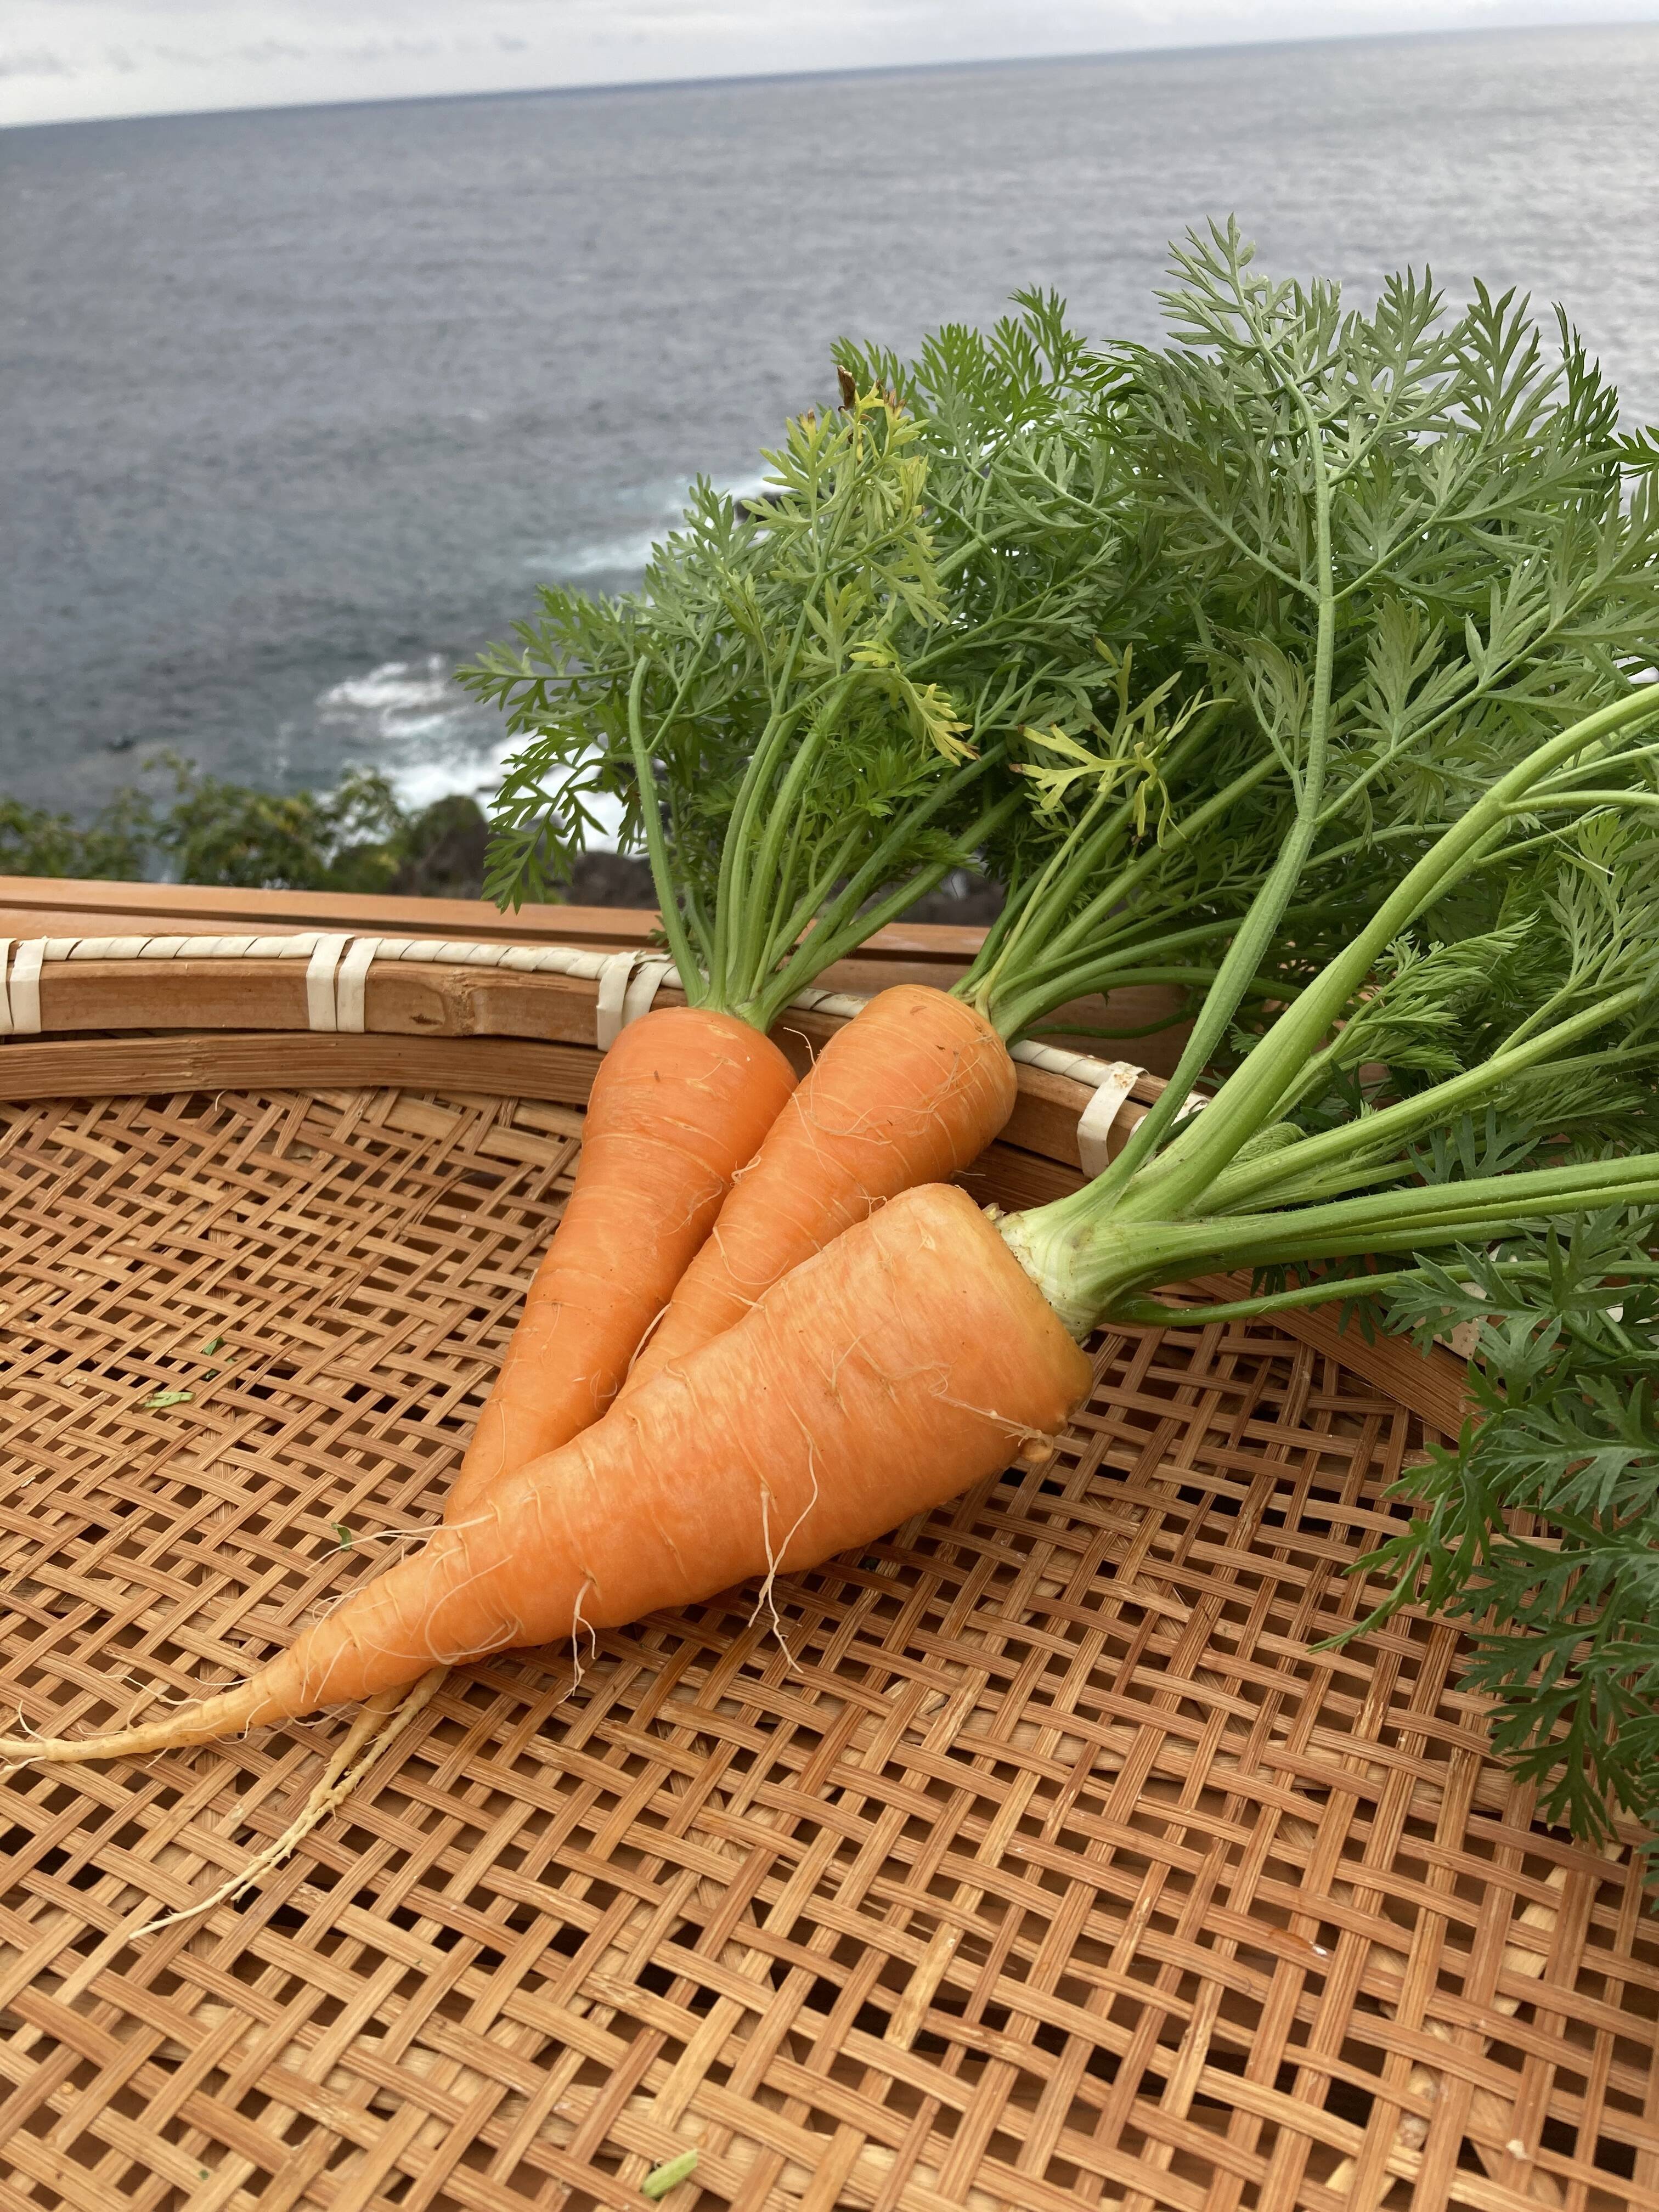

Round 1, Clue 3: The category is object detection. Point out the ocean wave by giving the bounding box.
[309,651,623,847]
[319,654,458,718]
[315,652,508,811]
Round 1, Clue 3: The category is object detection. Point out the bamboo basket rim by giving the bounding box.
[0,927,1470,1433]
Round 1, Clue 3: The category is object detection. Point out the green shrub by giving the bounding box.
[0,757,491,899]
[0,788,153,881]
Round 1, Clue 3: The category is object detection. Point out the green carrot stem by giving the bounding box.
[625,660,706,1001]
[1080,311,1345,1201]
[1006,1151,1659,1339]
[746,771,1019,1029]
[1110,1270,1426,1327]
[1205,985,1649,1214]
[1115,685,1659,1221]
[1014,744,1278,984]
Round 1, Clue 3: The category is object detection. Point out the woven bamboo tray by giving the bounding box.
[0,944,1651,2212]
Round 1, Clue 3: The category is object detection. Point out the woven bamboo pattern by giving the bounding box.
[1,1082,1654,2211]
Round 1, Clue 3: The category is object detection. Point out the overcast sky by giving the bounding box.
[2,0,1652,129]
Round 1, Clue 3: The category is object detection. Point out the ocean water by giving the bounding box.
[4,25,1658,820]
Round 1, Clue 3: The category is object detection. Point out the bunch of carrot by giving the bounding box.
[9,232,1659,1876]
[13,684,1659,1781]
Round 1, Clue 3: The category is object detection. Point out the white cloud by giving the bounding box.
[1,0,1652,127]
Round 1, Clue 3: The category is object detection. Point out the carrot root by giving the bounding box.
[0,1184,1088,1764]
[126,1668,446,1936]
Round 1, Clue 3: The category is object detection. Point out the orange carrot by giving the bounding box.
[443,1005,795,1525]
[621,984,1015,1397]
[2,1184,1090,1762]
[225,988,1001,1854]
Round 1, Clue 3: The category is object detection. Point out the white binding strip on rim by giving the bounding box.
[594,949,639,1051]
[305,934,349,1031]
[784,984,871,1028]
[0,941,11,1037]
[1075,1060,1144,1179]
[1010,1036,1121,1082]
[7,941,44,1037]
[621,954,676,1032]
[335,936,382,1034]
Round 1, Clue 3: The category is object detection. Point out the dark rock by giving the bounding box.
[565,850,660,907]
[391,794,490,899]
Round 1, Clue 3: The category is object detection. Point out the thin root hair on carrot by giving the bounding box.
[752,1444,822,1673]
[922,1386,1054,1447]
[862,1355,1056,1450]
[419,1595,526,1677]
[629,1302,675,1364]
[569,1575,599,1691]
[822,1326,880,1402]
[330,1520,470,1549]
[753,1486,798,1668]
[128,1669,446,1940]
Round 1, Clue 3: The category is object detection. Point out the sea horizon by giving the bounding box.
[3,16,1639,136]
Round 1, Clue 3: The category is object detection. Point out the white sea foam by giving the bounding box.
[537,528,665,578]
[316,651,507,813]
[385,751,511,814]
[320,656,458,718]
[315,462,783,829]
[311,650,624,847]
